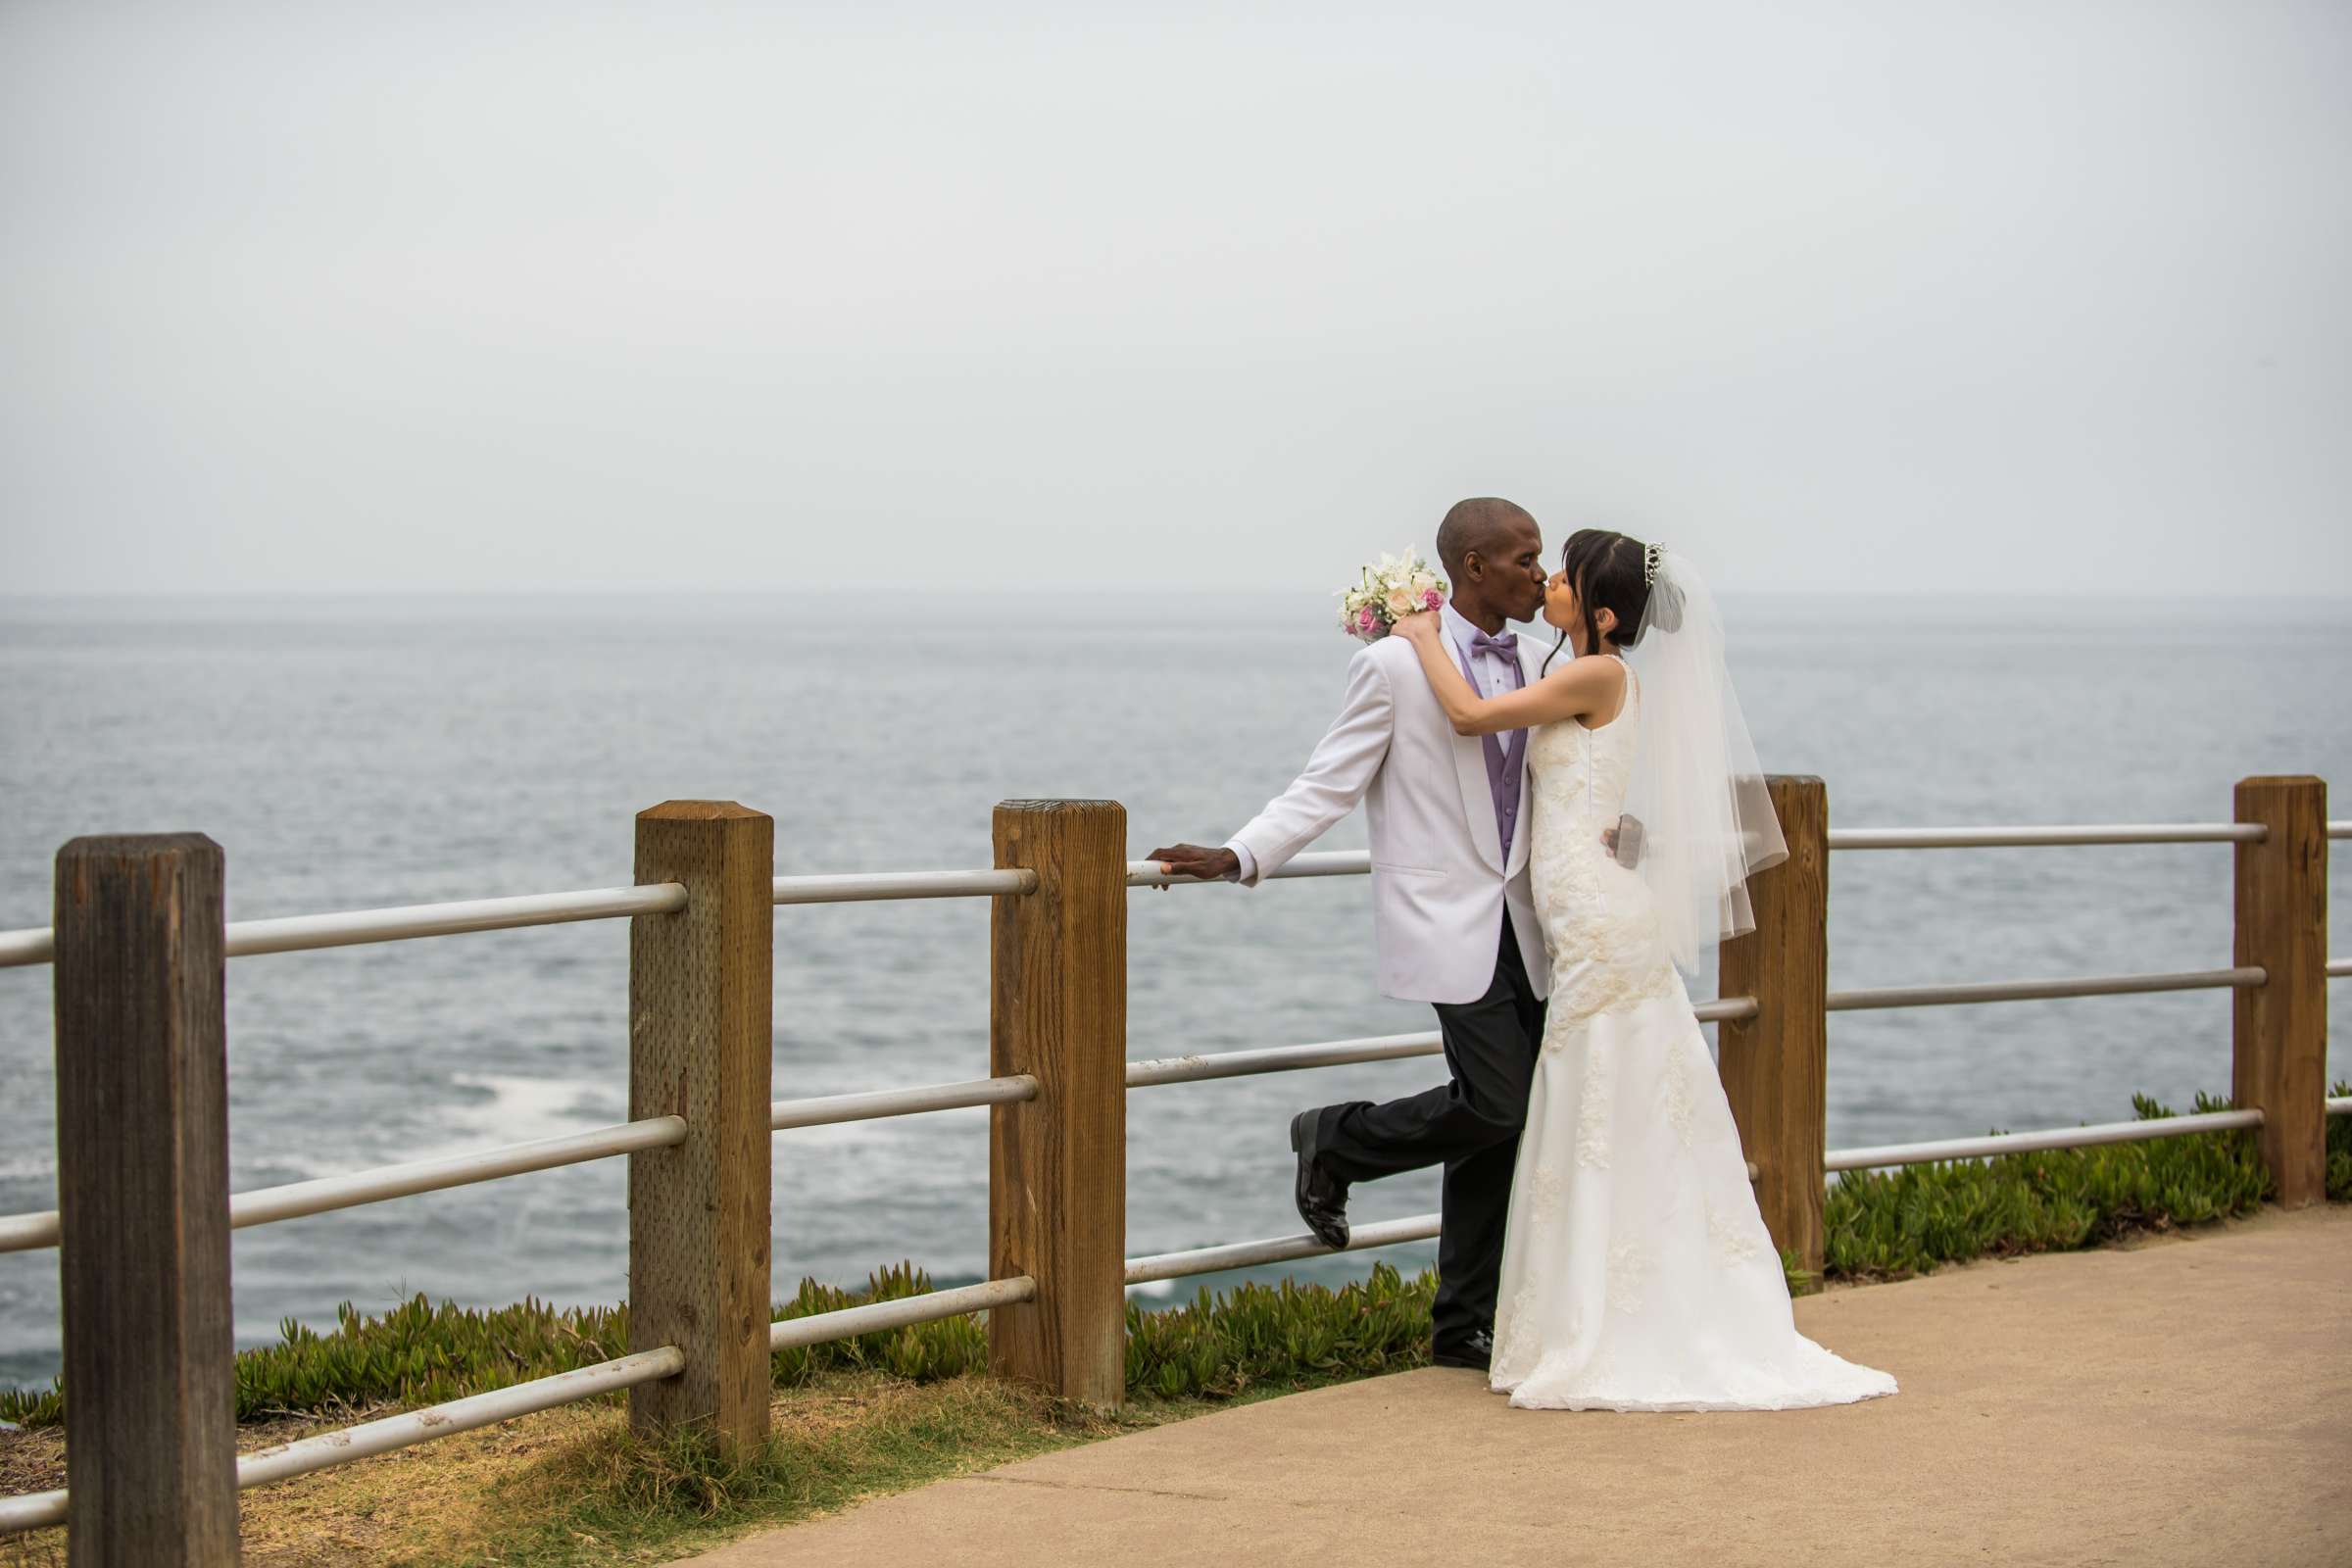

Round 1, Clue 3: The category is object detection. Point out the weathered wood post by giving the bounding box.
[1715,775,1830,1278]
[988,800,1127,1410]
[2232,775,2328,1207]
[53,834,240,1564]
[628,801,775,1453]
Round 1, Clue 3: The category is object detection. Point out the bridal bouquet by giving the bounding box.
[1337,549,1446,643]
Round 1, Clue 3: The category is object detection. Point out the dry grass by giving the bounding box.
[0,1372,1205,1568]
[2,1400,585,1566]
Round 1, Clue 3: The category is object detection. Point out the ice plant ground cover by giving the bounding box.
[2,1088,2341,1432]
[1338,548,1446,642]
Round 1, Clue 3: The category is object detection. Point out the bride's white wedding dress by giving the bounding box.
[1490,659,1896,1411]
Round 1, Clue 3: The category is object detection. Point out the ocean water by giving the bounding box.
[1,592,2345,1392]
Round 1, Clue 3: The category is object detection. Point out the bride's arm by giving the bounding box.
[1394,613,1621,736]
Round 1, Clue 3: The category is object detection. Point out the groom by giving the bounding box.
[1150,497,1553,1370]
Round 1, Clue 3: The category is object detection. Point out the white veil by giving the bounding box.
[1620,549,1786,975]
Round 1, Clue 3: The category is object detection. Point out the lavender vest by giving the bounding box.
[1457,635,1528,861]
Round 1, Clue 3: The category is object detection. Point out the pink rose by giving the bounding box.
[1422,589,1443,610]
[1356,608,1379,632]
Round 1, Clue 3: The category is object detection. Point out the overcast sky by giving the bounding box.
[3,1,2346,598]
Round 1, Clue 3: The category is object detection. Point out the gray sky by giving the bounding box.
[3,0,2347,597]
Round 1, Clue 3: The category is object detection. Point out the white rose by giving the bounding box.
[1383,586,1417,616]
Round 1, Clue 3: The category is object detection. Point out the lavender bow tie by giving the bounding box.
[1469,630,1519,660]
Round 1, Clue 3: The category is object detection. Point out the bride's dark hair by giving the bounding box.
[1539,528,1676,676]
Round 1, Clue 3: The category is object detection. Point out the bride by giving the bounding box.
[1392,531,1894,1412]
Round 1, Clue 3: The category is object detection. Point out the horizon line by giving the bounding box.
[7,586,2350,603]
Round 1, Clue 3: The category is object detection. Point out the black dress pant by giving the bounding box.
[1310,913,1546,1353]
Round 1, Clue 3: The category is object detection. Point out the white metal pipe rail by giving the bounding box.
[1125,822,2352,883]
[0,1278,1044,1536]
[0,1280,1050,1536]
[771,1076,1037,1131]
[1128,850,1370,888]
[2329,957,2349,978]
[0,865,1048,972]
[0,992,1796,1255]
[772,868,1035,905]
[1126,1212,1444,1285]
[1128,1032,1446,1089]
[768,1275,1037,1351]
[0,1116,688,1255]
[1824,1107,2266,1173]
[0,1344,689,1536]
[1830,824,2265,850]
[0,815,2323,969]
[2328,1098,2352,1116]
[0,955,2246,1254]
[1826,966,2263,1013]
[0,883,688,971]
[1125,1001,1756,1091]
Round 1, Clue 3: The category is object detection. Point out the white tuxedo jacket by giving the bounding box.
[1227,628,1552,1005]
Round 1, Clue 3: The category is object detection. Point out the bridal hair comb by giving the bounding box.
[1643,540,1667,586]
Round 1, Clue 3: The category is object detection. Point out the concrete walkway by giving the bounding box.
[681,1205,2352,1567]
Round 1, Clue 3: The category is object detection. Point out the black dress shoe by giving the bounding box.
[1290,1109,1351,1250]
[1432,1329,1494,1370]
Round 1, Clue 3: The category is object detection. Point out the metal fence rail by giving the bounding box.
[773,868,1035,905]
[1127,1032,1446,1089]
[1829,824,2265,850]
[0,988,1779,1257]
[1127,850,1370,888]
[771,1076,1037,1131]
[0,1116,689,1256]
[0,1269,1040,1537]
[767,1276,1036,1351]
[0,948,2271,1230]
[0,1344,689,1536]
[1827,966,2264,1013]
[1126,1213,1444,1285]
[0,863,1045,973]
[1824,1107,2266,1173]
[0,882,688,971]
[1,815,2325,970]
[1124,822,2343,882]
[1126,1001,1756,1090]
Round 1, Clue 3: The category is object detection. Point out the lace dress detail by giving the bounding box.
[1487,660,1897,1413]
[1524,669,1682,1019]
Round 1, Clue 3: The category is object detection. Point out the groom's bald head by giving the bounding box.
[1436,497,1539,582]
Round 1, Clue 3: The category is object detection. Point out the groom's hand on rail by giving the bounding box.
[1147,844,1240,888]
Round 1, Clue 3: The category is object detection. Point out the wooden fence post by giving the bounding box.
[2233,775,2327,1208]
[628,801,774,1453]
[53,834,240,1564]
[1715,775,1829,1278]
[988,800,1127,1410]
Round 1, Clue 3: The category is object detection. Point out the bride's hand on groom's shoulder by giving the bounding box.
[1390,611,1439,645]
